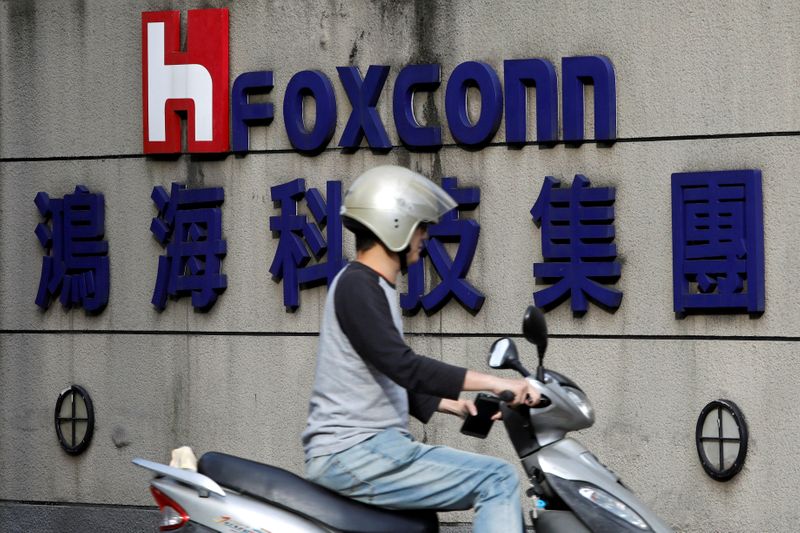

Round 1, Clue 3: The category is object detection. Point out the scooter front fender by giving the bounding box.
[525,438,672,533]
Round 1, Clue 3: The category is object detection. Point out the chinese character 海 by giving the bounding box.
[35,185,110,313]
[531,175,622,314]
[671,170,764,315]
[401,177,485,314]
[150,182,227,311]
[270,179,345,309]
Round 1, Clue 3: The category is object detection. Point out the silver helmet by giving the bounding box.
[341,165,457,252]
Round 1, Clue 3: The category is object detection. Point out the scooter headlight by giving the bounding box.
[578,486,649,530]
[564,387,593,419]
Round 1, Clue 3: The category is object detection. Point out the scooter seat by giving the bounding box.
[198,451,439,533]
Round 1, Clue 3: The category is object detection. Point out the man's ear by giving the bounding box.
[398,246,409,274]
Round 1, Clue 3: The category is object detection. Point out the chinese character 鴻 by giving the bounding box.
[35,185,109,313]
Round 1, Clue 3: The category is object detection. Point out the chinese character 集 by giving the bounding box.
[531,175,622,313]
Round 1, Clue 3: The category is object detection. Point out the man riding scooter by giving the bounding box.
[133,164,672,533]
[302,165,540,533]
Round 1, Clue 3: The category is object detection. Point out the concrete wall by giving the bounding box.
[2,1,799,531]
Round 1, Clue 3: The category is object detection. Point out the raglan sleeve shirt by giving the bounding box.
[335,265,467,423]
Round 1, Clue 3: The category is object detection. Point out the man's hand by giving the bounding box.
[437,398,477,419]
[491,377,540,407]
[463,370,541,408]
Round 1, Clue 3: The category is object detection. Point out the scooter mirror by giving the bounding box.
[487,338,519,369]
[523,305,548,356]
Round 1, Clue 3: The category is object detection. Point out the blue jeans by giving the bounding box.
[305,428,523,533]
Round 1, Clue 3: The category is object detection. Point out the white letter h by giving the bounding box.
[147,22,213,142]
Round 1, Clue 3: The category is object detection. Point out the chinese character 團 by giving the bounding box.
[401,177,485,314]
[269,179,345,309]
[531,174,622,313]
[34,185,110,313]
[671,170,764,315]
[150,182,228,311]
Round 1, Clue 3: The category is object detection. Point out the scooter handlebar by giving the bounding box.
[498,390,515,402]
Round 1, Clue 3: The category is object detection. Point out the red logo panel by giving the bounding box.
[142,9,229,154]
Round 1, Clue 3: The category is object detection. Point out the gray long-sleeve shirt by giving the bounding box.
[302,262,467,459]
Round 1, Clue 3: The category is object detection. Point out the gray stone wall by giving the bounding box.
[3,1,800,531]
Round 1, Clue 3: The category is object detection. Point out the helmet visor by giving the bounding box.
[392,172,458,223]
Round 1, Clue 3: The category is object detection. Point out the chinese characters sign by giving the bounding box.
[34,169,765,317]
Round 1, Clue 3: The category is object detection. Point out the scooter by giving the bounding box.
[133,306,672,532]
[486,306,672,533]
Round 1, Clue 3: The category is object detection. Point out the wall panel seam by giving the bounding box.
[1,329,797,342]
[2,130,800,163]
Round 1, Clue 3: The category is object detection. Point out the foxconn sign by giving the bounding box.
[141,8,617,155]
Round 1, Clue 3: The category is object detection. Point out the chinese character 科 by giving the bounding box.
[269,179,345,310]
[35,185,109,313]
[531,175,622,314]
[672,170,764,315]
[401,177,485,314]
[150,182,227,311]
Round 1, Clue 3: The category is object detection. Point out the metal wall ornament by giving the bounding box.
[695,400,748,481]
[55,385,95,455]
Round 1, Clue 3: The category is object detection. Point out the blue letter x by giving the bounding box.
[337,65,391,150]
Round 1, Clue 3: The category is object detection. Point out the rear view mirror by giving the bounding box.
[523,306,548,357]
[488,338,519,369]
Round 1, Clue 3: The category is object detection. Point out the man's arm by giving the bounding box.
[408,391,441,423]
[336,267,466,399]
[437,398,477,418]
[337,266,540,408]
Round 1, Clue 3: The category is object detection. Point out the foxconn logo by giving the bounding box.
[141,9,229,154]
